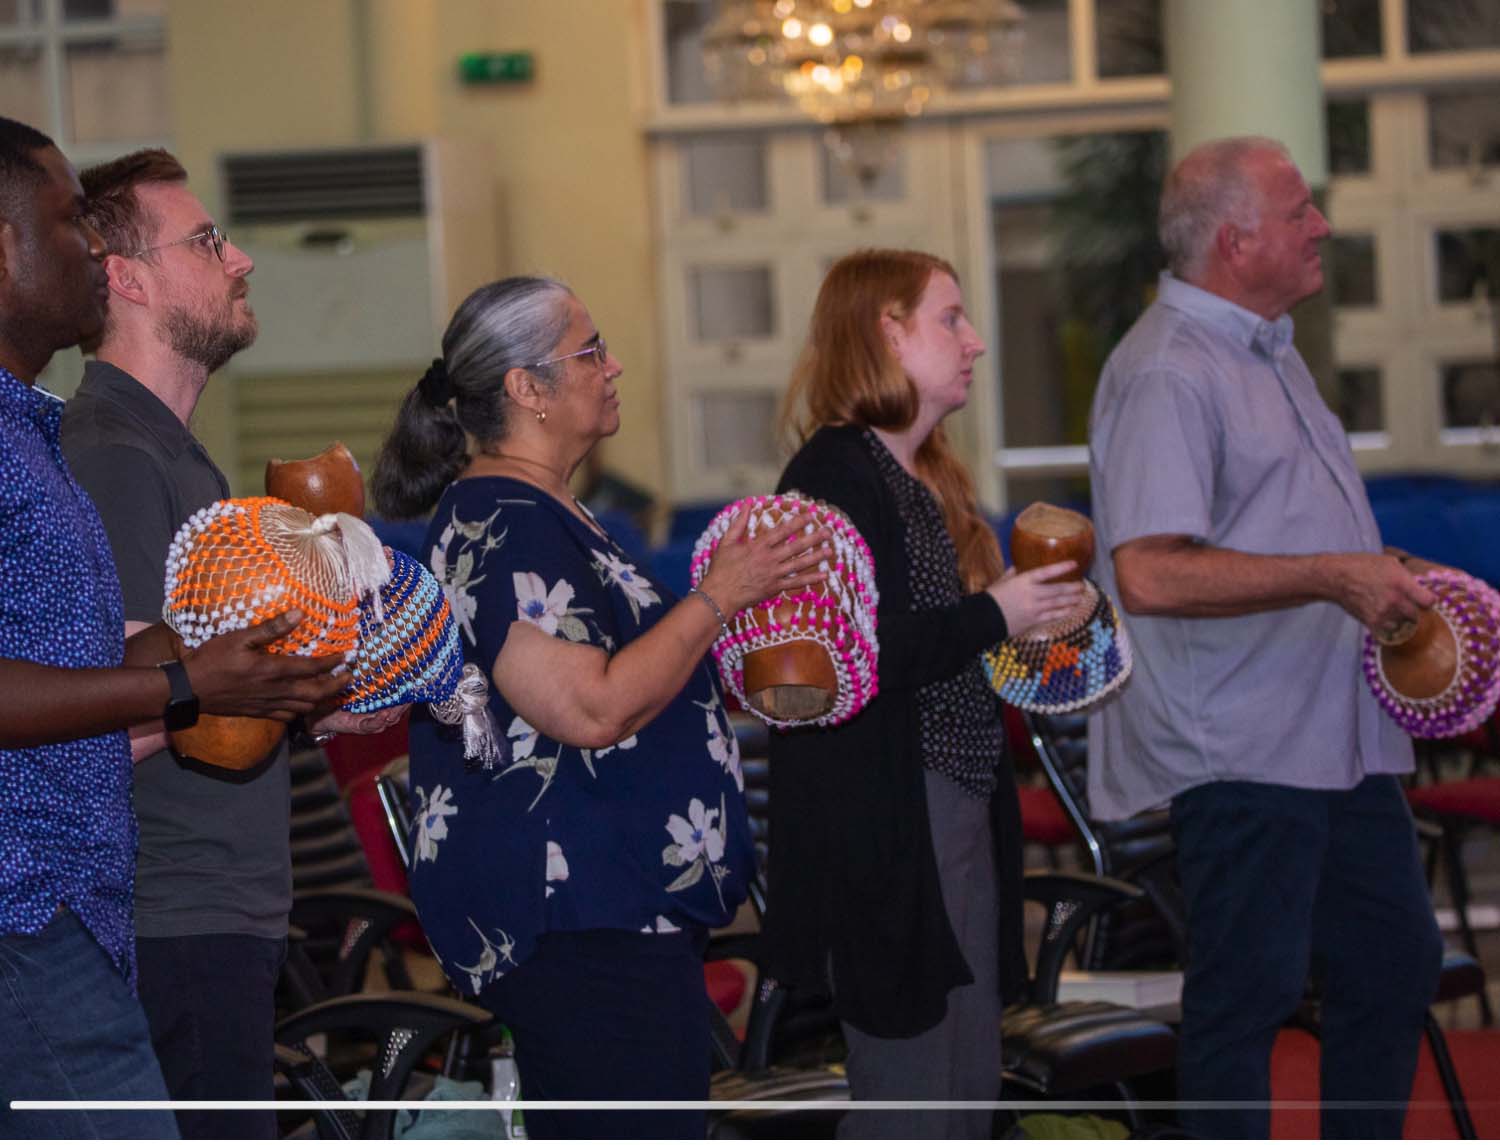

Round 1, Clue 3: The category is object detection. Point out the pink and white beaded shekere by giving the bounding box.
[691,493,878,728]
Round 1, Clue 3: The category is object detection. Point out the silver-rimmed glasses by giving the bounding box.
[128,224,228,263]
[531,336,607,370]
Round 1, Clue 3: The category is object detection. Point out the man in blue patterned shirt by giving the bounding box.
[0,116,347,1139]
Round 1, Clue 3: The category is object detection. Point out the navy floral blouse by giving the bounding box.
[407,476,752,995]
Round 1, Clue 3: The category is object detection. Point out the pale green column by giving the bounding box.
[1164,0,1326,187]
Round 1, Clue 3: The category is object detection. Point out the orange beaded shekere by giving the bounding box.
[163,497,363,659]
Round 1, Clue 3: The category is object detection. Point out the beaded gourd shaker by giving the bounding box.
[1363,567,1500,739]
[163,496,389,659]
[691,493,879,728]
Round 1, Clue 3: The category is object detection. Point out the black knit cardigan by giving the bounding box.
[762,424,1023,1038]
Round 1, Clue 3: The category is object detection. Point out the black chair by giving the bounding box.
[1024,710,1186,971]
[999,872,1178,1133]
[275,990,496,1139]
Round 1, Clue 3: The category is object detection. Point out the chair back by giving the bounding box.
[1024,711,1186,969]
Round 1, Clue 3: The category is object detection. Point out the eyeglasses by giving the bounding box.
[531,336,608,371]
[127,224,228,263]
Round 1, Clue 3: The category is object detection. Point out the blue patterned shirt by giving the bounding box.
[0,365,135,984]
[407,478,752,996]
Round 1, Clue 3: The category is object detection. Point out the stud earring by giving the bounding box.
[536,408,547,423]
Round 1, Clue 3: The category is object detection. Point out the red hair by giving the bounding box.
[782,249,1002,591]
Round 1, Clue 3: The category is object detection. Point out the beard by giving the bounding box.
[156,294,259,374]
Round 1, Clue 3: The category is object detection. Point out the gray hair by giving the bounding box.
[1158,136,1290,279]
[371,275,575,519]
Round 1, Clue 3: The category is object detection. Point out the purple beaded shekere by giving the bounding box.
[691,493,879,728]
[1362,567,1500,739]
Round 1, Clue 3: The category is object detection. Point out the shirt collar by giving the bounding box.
[1156,271,1297,364]
[77,358,196,455]
[0,364,62,428]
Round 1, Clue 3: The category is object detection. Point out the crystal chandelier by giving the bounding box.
[703,0,1026,126]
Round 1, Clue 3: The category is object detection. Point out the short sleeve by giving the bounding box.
[427,492,606,674]
[66,443,177,623]
[1091,367,1219,549]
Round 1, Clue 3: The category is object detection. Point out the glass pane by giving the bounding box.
[0,43,46,131]
[698,391,779,468]
[1013,0,1071,85]
[1096,0,1163,78]
[67,39,170,144]
[690,266,775,341]
[1428,86,1500,171]
[991,131,1168,451]
[682,133,768,216]
[1409,0,1500,54]
[1001,474,1092,518]
[1435,227,1500,304]
[64,0,165,15]
[1327,99,1370,176]
[1322,367,1384,433]
[1328,234,1377,308]
[1323,0,1383,57]
[821,128,905,205]
[662,0,715,105]
[1441,360,1500,429]
[0,0,40,25]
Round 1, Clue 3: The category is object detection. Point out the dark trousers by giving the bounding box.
[136,932,286,1140]
[1170,775,1443,1139]
[0,907,178,1140]
[481,928,711,1140]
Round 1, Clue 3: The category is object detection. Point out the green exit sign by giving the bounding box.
[458,52,534,85]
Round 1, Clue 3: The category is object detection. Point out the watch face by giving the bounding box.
[164,696,200,732]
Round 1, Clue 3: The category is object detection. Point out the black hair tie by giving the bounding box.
[418,357,452,407]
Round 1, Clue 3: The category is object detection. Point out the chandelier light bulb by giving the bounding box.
[808,21,834,47]
[782,16,803,38]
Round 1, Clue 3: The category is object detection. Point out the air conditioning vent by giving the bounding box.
[222,146,425,224]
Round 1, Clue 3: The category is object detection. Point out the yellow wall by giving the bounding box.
[165,0,665,497]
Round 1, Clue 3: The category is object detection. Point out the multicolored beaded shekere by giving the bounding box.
[691,492,879,728]
[982,580,1133,714]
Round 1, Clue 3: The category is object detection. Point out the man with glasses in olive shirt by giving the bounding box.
[61,149,399,1139]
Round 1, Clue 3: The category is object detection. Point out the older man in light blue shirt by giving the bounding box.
[1088,136,1443,1139]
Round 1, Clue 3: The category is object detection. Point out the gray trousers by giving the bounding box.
[837,768,1001,1139]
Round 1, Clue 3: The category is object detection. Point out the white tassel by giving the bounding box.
[313,512,392,624]
[429,663,502,768]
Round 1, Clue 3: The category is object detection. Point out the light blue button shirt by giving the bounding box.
[1086,274,1412,821]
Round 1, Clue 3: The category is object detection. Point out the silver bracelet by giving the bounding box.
[688,586,730,636]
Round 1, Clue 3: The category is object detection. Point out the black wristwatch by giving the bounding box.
[156,659,200,732]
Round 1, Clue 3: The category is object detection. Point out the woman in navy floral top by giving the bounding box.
[372,277,828,1139]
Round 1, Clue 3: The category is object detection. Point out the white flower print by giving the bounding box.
[514,572,575,636]
[662,795,732,910]
[412,784,458,863]
[545,841,570,898]
[591,549,660,619]
[665,798,725,865]
[696,693,743,792]
[640,915,681,935]
[507,715,538,761]
[594,734,638,759]
[430,510,505,644]
[453,917,517,994]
